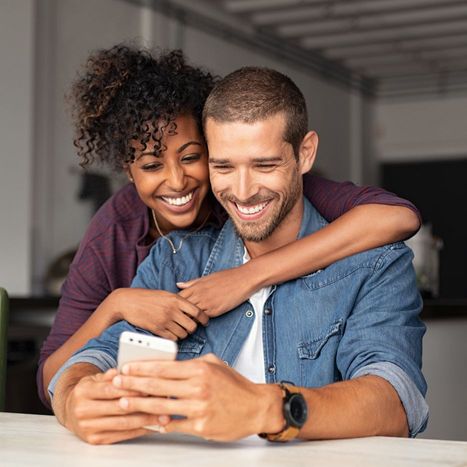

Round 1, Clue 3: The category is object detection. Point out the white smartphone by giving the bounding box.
[117,331,177,371]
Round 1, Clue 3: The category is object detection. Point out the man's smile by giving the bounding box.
[231,199,272,221]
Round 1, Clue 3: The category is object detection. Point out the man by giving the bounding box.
[49,67,428,445]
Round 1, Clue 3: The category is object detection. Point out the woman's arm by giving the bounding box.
[178,177,421,316]
[42,287,208,406]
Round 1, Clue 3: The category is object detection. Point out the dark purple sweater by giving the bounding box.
[37,175,420,407]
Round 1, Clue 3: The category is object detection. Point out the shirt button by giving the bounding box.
[245,310,254,318]
[264,308,272,315]
[223,360,229,366]
[268,364,276,374]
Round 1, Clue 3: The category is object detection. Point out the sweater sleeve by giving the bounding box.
[36,243,113,409]
[303,173,421,224]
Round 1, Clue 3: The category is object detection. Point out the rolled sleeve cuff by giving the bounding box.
[47,350,117,402]
[351,361,429,437]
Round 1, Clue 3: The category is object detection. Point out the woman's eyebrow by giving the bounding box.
[177,141,202,153]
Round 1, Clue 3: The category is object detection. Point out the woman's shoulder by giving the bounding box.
[82,183,147,244]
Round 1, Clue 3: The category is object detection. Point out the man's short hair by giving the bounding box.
[202,67,308,159]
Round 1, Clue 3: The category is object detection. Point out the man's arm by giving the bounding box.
[111,355,408,441]
[52,363,159,445]
[112,244,427,442]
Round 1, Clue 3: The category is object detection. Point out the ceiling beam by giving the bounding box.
[251,0,467,26]
[278,12,467,38]
[325,36,467,59]
[300,25,467,49]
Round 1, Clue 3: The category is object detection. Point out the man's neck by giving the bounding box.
[244,197,304,259]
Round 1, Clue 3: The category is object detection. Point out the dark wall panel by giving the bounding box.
[382,158,467,299]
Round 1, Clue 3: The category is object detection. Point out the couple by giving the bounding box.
[43,46,428,444]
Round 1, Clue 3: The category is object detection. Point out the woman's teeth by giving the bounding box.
[162,191,194,206]
[236,201,268,215]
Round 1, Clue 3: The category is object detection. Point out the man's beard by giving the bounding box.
[219,169,302,242]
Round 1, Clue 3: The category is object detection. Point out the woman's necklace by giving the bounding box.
[151,208,212,254]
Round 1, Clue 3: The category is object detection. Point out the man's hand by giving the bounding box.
[54,365,162,445]
[177,266,256,318]
[113,354,284,442]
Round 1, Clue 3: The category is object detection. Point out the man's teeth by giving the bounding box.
[236,201,268,215]
[162,191,194,206]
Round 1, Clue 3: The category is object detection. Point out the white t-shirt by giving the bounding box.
[232,249,271,384]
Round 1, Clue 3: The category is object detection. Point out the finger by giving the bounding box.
[156,329,179,342]
[119,396,197,417]
[113,375,196,399]
[163,417,198,436]
[173,310,198,334]
[122,358,209,379]
[80,413,162,433]
[166,321,189,340]
[84,428,150,445]
[80,379,142,400]
[101,369,119,381]
[177,298,209,326]
[71,398,129,418]
[176,279,197,289]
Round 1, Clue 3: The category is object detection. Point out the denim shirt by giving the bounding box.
[49,198,429,436]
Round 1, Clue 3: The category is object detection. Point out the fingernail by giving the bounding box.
[158,415,170,425]
[119,398,129,409]
[122,365,130,375]
[113,376,122,387]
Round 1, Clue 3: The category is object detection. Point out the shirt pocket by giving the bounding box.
[177,334,206,360]
[297,320,343,386]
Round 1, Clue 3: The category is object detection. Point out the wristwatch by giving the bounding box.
[259,382,308,442]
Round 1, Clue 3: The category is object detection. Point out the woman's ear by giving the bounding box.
[298,131,319,175]
[124,165,134,183]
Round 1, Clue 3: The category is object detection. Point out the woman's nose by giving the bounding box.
[165,164,187,191]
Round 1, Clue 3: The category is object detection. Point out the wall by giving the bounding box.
[25,0,366,293]
[0,0,35,294]
[31,0,148,292]
[420,319,467,441]
[375,96,467,162]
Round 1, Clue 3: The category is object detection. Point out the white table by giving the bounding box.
[1,413,466,467]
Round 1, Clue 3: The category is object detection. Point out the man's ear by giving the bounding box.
[298,131,318,175]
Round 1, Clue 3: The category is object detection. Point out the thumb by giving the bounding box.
[176,279,197,289]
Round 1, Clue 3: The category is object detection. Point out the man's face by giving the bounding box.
[206,113,303,242]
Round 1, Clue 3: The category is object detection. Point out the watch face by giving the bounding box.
[288,393,308,427]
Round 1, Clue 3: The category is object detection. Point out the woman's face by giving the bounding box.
[128,114,211,233]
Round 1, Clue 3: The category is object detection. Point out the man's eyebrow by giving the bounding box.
[209,157,230,164]
[177,141,202,153]
[209,156,283,164]
[252,156,283,163]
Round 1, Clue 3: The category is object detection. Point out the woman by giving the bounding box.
[38,45,420,407]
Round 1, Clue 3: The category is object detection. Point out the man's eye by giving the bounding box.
[212,165,232,171]
[257,164,276,170]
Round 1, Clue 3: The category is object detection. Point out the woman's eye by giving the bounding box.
[181,153,201,163]
[142,163,162,171]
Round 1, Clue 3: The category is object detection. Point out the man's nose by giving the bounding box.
[231,169,258,202]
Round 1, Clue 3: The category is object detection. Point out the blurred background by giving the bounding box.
[0,0,465,440]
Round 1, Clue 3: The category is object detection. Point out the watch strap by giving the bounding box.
[259,383,303,442]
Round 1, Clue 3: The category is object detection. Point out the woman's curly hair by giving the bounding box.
[68,44,217,170]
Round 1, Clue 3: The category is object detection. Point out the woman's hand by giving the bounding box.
[177,265,257,318]
[102,288,209,341]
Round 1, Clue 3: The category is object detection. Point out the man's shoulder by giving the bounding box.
[316,241,413,284]
[148,225,221,272]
